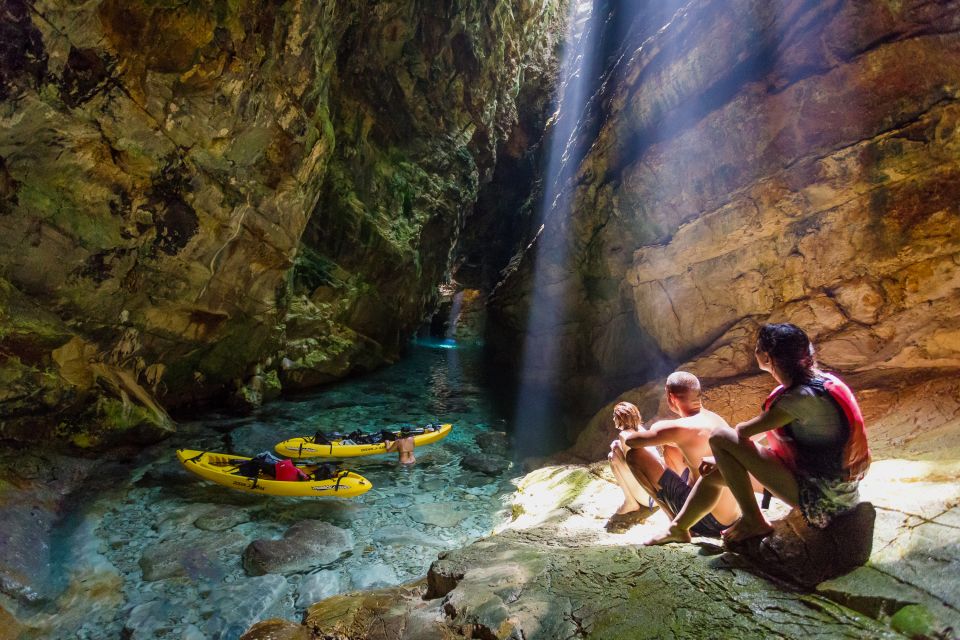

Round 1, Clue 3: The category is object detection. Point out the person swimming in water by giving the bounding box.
[385,434,416,465]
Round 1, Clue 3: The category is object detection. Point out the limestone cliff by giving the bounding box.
[0,0,564,446]
[488,0,960,438]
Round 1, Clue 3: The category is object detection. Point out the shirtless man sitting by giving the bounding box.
[616,372,740,540]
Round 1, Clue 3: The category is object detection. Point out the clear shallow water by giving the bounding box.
[30,343,519,640]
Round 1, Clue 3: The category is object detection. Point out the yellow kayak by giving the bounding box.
[176,449,372,497]
[275,423,453,459]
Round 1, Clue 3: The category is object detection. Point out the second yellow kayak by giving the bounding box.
[275,423,453,459]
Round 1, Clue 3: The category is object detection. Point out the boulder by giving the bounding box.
[459,455,511,476]
[242,520,354,576]
[241,619,313,640]
[474,431,510,456]
[726,503,876,588]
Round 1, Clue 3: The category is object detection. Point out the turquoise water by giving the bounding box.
[27,343,518,639]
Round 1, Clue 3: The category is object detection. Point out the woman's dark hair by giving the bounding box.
[756,323,817,384]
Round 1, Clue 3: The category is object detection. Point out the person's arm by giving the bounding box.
[620,421,686,449]
[735,405,794,439]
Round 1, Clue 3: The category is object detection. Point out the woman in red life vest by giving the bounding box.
[645,323,870,545]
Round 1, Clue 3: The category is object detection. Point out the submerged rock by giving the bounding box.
[139,532,247,582]
[408,503,469,528]
[460,454,511,476]
[194,505,251,532]
[296,570,342,609]
[201,574,292,640]
[242,520,354,576]
[474,431,510,457]
[375,525,444,548]
[351,563,400,591]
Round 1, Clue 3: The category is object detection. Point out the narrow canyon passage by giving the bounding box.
[1,0,958,639]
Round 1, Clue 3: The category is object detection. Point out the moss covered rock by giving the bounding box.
[0,0,565,446]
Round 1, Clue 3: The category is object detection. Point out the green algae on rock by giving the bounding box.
[0,0,566,445]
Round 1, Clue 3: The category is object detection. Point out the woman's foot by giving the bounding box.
[643,524,692,546]
[615,500,641,516]
[721,517,773,543]
[605,505,659,532]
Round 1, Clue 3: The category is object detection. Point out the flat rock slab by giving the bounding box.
[283,532,899,640]
[408,502,469,528]
[243,520,354,576]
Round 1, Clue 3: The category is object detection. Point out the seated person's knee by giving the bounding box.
[708,426,737,450]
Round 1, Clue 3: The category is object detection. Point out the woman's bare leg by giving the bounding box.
[609,446,643,514]
[624,446,675,518]
[708,427,799,542]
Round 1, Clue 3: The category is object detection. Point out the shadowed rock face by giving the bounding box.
[0,0,565,446]
[487,0,960,425]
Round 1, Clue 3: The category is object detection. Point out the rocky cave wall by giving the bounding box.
[488,0,960,451]
[0,0,565,448]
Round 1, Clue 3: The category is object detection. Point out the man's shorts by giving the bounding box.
[656,468,730,537]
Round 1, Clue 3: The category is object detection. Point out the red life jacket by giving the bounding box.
[274,459,308,482]
[762,372,870,482]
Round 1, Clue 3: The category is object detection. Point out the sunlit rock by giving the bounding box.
[263,461,947,639]
[488,0,960,427]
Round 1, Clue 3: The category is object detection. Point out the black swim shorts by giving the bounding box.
[656,468,730,538]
